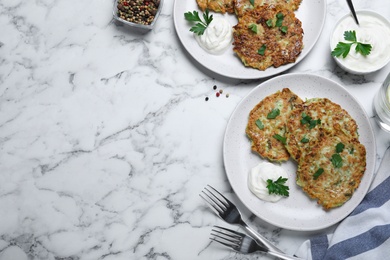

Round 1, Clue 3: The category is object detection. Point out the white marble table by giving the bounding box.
[0,0,389,259]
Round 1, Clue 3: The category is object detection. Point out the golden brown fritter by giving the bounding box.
[246,88,303,162]
[234,0,302,17]
[296,135,366,210]
[285,98,359,162]
[232,5,304,70]
[246,89,366,210]
[196,0,235,14]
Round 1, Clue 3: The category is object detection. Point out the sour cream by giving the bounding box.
[195,17,233,55]
[248,162,289,202]
[331,11,390,74]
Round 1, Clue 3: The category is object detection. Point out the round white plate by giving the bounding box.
[173,0,326,79]
[223,74,376,231]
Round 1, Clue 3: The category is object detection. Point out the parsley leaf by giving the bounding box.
[266,177,289,197]
[184,9,213,36]
[281,25,288,33]
[249,0,255,6]
[355,42,372,56]
[331,153,343,168]
[300,113,321,129]
[275,12,284,27]
[331,30,372,58]
[255,119,264,130]
[313,168,324,180]
[300,112,311,124]
[301,136,309,143]
[249,23,257,33]
[267,108,280,119]
[273,134,286,145]
[336,142,345,153]
[344,30,356,42]
[331,42,352,58]
[330,143,345,168]
[266,19,273,27]
[258,44,266,55]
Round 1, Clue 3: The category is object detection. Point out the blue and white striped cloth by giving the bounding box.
[295,147,390,260]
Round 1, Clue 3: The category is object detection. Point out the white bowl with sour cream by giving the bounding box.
[330,10,390,74]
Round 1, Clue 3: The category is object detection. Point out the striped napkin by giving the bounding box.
[295,147,390,260]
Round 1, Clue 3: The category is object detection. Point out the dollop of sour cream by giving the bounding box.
[195,17,233,55]
[331,12,390,73]
[248,162,289,202]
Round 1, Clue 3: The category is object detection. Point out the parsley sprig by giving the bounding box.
[331,142,344,168]
[301,113,321,129]
[266,177,289,197]
[184,9,213,36]
[331,30,372,58]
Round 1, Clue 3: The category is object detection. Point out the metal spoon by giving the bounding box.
[346,0,359,25]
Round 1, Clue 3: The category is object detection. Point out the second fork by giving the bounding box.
[200,185,285,254]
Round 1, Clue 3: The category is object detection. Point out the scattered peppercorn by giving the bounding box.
[117,0,160,26]
[205,97,209,101]
[216,92,220,97]
[213,85,217,90]
[226,93,230,98]
[219,89,223,94]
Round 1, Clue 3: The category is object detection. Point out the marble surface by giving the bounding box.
[0,0,390,259]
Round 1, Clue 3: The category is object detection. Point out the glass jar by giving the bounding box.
[373,72,390,133]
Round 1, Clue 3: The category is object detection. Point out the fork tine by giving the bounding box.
[210,236,238,250]
[206,185,232,207]
[210,229,241,250]
[212,225,244,238]
[200,185,229,213]
[199,190,224,216]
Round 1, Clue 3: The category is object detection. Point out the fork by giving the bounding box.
[200,185,283,254]
[210,225,303,260]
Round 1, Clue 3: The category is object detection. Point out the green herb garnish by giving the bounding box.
[267,108,280,119]
[249,0,255,6]
[258,44,266,55]
[255,119,264,129]
[300,113,321,129]
[313,168,324,180]
[330,143,344,168]
[331,153,343,168]
[273,134,286,145]
[336,142,345,153]
[266,177,289,197]
[184,9,213,36]
[301,136,309,143]
[281,25,288,34]
[266,19,273,27]
[331,30,372,58]
[249,23,257,33]
[275,12,284,27]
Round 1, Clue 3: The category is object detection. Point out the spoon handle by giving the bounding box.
[346,0,359,25]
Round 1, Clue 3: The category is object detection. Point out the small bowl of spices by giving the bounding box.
[113,0,163,31]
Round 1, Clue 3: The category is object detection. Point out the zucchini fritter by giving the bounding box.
[285,98,359,162]
[246,88,303,162]
[196,0,235,14]
[246,89,366,210]
[234,0,302,17]
[296,135,366,210]
[232,5,304,70]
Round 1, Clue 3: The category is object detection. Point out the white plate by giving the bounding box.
[173,0,326,79]
[223,74,376,231]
